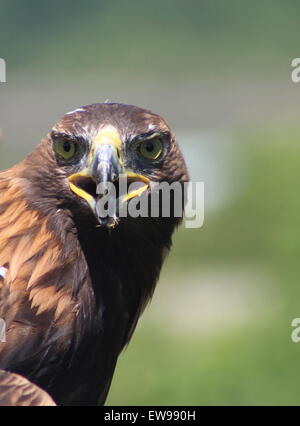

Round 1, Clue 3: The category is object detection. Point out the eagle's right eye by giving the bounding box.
[54,139,78,161]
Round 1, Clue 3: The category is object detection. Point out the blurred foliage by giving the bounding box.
[173,130,300,266]
[1,0,300,78]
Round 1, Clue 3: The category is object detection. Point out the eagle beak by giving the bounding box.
[68,126,150,226]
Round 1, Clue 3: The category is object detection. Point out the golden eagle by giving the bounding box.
[0,103,188,405]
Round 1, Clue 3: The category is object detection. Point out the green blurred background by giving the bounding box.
[1,0,300,405]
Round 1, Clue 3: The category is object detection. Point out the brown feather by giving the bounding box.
[0,369,56,406]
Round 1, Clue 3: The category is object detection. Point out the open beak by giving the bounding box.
[68,126,150,227]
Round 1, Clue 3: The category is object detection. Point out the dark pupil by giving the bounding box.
[145,141,154,152]
[63,141,71,152]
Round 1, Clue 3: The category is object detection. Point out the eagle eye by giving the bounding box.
[138,137,163,160]
[54,138,78,161]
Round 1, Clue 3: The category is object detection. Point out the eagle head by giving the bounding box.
[23,103,189,228]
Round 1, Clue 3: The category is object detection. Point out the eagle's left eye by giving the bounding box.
[54,139,78,161]
[138,138,163,160]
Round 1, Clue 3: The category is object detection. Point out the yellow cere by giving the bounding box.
[92,126,122,148]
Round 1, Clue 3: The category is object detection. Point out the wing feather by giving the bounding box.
[0,369,56,406]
